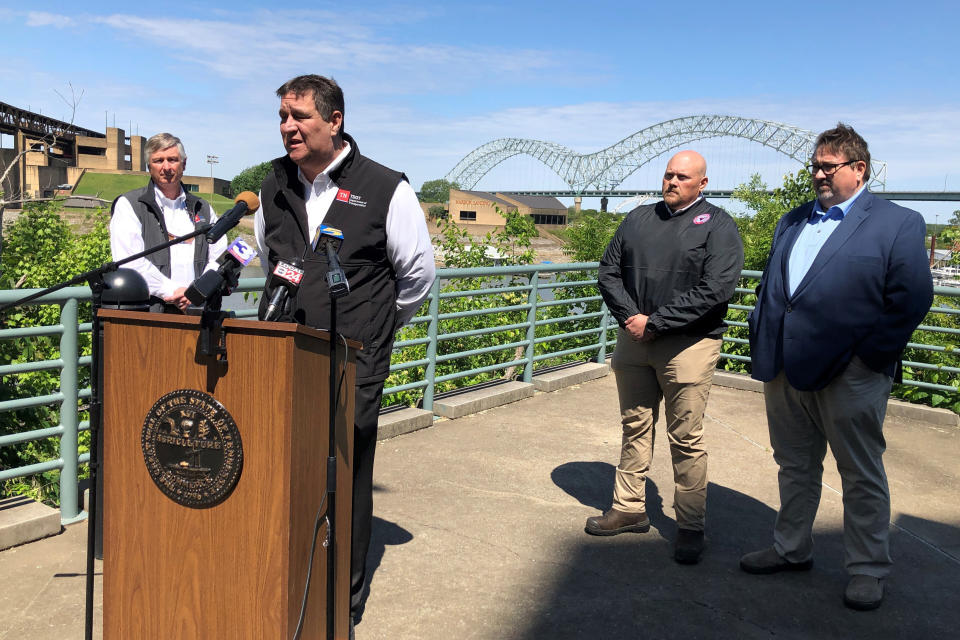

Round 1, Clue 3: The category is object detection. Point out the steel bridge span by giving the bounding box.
[500,189,960,202]
[445,115,889,193]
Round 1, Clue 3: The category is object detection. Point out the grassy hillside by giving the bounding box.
[73,173,149,201]
[73,172,237,214]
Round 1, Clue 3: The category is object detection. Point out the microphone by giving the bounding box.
[205,191,260,244]
[185,237,258,306]
[312,225,349,298]
[263,258,304,321]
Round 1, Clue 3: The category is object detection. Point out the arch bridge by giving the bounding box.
[445,115,887,192]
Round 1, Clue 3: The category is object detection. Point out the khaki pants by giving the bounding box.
[610,330,722,530]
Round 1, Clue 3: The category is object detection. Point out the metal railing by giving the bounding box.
[2,265,958,523]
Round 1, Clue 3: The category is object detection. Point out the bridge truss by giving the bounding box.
[445,115,887,192]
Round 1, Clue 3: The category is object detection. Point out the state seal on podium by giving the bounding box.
[140,389,243,508]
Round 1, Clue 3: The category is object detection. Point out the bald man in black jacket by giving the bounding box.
[585,151,744,565]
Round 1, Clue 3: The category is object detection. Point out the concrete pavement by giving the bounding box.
[2,376,958,639]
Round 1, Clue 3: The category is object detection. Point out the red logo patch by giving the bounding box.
[693,213,711,225]
[335,189,351,203]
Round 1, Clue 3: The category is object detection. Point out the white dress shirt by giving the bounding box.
[110,185,228,298]
[254,143,435,326]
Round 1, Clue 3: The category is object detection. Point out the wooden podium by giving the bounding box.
[99,310,357,639]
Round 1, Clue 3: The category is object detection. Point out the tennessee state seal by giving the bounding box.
[141,389,243,508]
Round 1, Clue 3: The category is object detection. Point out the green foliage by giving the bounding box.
[561,209,623,262]
[894,297,960,413]
[418,179,459,203]
[732,170,814,271]
[721,170,815,376]
[427,204,447,221]
[231,162,272,197]
[938,226,960,265]
[383,207,541,408]
[1,202,111,504]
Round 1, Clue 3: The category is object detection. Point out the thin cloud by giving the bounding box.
[87,11,570,87]
[25,11,74,28]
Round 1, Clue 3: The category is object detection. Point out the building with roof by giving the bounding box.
[447,189,566,226]
[0,101,230,201]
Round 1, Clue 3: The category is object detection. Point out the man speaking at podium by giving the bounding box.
[254,75,435,629]
[110,132,227,312]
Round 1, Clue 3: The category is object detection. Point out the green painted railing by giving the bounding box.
[1,265,958,523]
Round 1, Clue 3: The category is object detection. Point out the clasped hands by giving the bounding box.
[625,313,657,342]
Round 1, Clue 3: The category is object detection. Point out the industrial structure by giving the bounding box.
[0,101,230,201]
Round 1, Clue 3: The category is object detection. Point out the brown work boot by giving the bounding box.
[585,508,650,536]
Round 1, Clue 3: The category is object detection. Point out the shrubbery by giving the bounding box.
[1,203,111,503]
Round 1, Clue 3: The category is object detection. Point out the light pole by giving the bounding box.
[206,155,219,194]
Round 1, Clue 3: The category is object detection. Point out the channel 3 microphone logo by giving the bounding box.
[226,238,257,265]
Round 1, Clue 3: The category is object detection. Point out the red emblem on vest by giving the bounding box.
[693,213,711,225]
[335,189,351,203]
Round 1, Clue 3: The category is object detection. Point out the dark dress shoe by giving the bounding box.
[585,508,650,536]
[739,547,813,574]
[674,528,705,564]
[844,575,884,611]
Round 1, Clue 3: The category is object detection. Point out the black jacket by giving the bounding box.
[598,198,743,339]
[257,133,406,383]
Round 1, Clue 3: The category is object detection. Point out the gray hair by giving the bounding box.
[144,133,186,163]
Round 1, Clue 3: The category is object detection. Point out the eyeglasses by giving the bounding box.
[805,160,859,176]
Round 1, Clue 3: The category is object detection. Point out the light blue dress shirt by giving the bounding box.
[787,185,866,296]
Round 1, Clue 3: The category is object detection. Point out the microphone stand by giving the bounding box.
[0,223,220,640]
[323,242,349,640]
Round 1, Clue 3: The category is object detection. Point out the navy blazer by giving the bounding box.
[749,190,933,391]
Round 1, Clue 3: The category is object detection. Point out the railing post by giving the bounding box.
[422,277,440,412]
[58,298,82,524]
[597,300,610,364]
[523,271,540,383]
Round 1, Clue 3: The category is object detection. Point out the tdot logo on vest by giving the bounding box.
[693,213,711,225]
[336,188,368,209]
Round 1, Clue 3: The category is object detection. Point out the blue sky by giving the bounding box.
[2,1,959,218]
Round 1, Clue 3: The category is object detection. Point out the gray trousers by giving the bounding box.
[764,357,893,577]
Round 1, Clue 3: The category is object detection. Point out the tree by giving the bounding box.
[230,162,272,197]
[938,226,960,265]
[732,170,815,271]
[948,209,960,226]
[427,204,447,221]
[418,178,459,203]
[561,209,622,262]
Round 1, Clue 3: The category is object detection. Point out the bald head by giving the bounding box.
[663,150,708,211]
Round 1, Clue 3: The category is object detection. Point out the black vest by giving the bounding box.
[111,182,213,312]
[258,134,406,383]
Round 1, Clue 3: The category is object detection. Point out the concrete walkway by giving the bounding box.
[2,377,958,639]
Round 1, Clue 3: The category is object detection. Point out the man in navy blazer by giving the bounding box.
[740,124,932,611]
